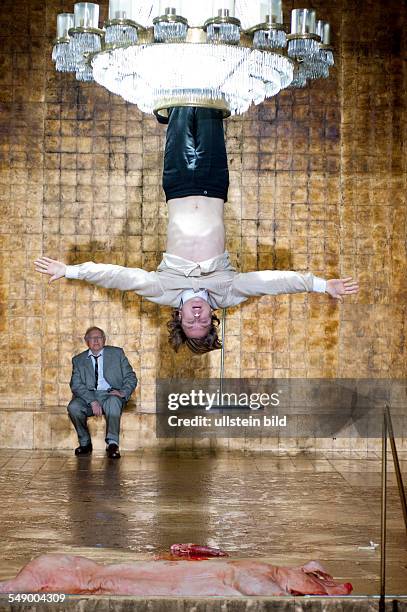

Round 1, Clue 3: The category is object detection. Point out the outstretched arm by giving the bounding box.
[34,256,162,298]
[230,270,358,302]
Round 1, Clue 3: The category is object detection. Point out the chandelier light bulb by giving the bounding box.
[290,8,316,35]
[57,13,75,39]
[316,20,331,45]
[74,2,100,28]
[213,0,236,18]
[159,1,184,17]
[260,0,283,25]
[108,0,135,21]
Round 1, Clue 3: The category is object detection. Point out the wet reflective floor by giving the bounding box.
[0,449,406,595]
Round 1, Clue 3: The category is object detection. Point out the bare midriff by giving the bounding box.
[166,196,225,261]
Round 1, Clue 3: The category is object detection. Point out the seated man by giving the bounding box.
[35,107,359,354]
[68,326,137,458]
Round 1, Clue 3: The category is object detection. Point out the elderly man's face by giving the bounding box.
[85,330,106,354]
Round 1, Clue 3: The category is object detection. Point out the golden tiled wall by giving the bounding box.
[0,0,405,424]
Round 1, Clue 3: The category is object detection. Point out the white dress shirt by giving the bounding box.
[87,349,110,391]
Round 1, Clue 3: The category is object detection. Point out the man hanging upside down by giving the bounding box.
[0,552,353,596]
[35,107,359,354]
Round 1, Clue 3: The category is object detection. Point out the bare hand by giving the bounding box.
[326,277,359,302]
[108,390,125,398]
[34,256,66,283]
[91,401,103,417]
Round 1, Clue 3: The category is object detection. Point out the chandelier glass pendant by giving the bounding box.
[52,0,335,118]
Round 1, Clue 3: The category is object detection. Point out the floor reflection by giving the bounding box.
[67,453,215,554]
[151,453,214,553]
[68,458,130,549]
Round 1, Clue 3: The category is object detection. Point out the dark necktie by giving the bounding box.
[93,355,100,389]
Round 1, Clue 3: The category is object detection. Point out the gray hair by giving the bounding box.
[84,326,106,340]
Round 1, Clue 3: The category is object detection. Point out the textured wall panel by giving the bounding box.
[0,0,405,425]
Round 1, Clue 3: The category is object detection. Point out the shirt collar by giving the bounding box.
[180,288,209,307]
[87,348,104,358]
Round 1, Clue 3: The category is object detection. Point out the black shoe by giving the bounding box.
[106,443,121,459]
[75,443,93,456]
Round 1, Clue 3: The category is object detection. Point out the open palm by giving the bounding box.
[34,257,66,283]
[326,277,359,302]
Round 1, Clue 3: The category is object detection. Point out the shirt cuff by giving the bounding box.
[312,277,327,293]
[65,265,80,279]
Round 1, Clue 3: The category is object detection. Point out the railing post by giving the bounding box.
[379,408,387,612]
[385,405,407,533]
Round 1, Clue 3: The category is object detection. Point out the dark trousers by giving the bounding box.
[162,107,229,202]
[67,391,123,446]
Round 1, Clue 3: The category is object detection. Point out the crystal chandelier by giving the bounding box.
[52,1,335,118]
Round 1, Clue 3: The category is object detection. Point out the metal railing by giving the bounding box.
[380,405,407,611]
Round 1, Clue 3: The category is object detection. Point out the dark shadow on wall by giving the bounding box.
[66,238,162,311]
[256,246,293,271]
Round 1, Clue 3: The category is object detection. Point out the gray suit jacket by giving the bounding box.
[70,345,138,405]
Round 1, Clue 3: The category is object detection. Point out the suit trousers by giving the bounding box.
[67,390,124,446]
[162,106,229,202]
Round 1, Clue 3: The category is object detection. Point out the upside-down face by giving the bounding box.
[179,297,213,339]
